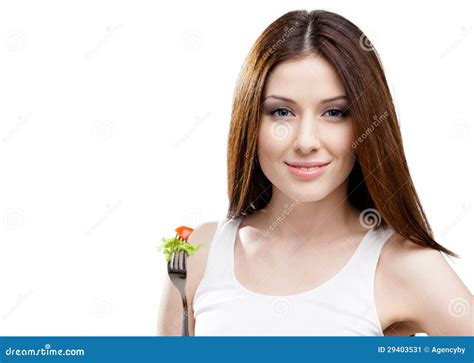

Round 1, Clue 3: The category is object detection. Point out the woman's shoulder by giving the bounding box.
[379,231,451,283]
[185,221,220,306]
[187,220,220,245]
[378,231,472,335]
[187,220,220,272]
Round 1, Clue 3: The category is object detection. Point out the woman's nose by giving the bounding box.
[292,116,322,154]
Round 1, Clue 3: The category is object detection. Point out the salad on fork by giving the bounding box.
[158,225,204,336]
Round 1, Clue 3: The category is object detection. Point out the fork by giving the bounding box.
[167,250,189,336]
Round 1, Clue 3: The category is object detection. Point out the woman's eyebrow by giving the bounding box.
[262,95,347,104]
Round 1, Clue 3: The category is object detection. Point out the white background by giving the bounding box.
[0,0,472,335]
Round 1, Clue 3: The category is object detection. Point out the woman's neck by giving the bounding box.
[249,185,362,246]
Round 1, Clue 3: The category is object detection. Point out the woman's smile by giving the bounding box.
[285,161,330,180]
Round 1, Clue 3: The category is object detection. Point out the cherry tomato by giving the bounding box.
[175,226,193,241]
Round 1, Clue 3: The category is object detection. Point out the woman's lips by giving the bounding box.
[285,162,330,180]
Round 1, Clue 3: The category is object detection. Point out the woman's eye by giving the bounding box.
[270,108,293,118]
[268,107,347,119]
[324,108,346,118]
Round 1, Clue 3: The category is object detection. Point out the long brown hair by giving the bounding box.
[226,10,458,257]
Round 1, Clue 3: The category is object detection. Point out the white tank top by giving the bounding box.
[192,215,395,336]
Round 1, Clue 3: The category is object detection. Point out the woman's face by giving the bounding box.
[258,55,356,202]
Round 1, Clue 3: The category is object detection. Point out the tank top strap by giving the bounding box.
[327,223,394,332]
[343,224,394,278]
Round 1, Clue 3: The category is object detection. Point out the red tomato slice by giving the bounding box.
[175,226,193,241]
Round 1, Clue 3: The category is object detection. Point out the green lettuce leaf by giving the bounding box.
[157,236,204,262]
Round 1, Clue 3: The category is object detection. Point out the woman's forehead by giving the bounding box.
[263,56,346,105]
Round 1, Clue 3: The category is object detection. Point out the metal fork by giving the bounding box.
[167,250,189,336]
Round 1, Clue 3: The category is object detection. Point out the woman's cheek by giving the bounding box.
[258,120,291,157]
[257,121,290,178]
[325,124,355,159]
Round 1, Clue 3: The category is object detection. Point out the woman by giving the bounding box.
[158,10,472,336]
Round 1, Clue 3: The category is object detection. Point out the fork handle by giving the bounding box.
[181,294,189,336]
